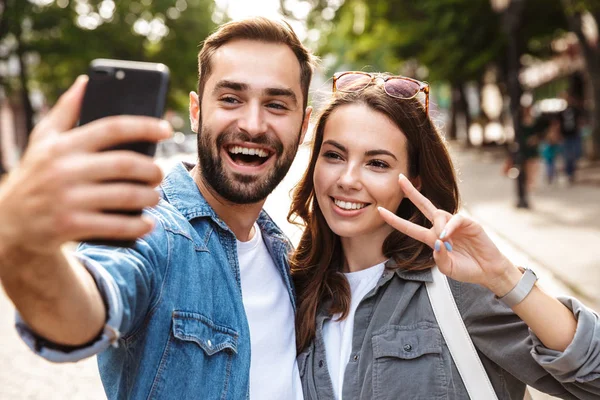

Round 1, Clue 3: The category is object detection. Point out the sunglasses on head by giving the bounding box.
[332,71,430,115]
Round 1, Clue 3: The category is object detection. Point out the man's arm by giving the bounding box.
[0,76,171,347]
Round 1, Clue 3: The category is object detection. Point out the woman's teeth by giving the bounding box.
[334,199,367,210]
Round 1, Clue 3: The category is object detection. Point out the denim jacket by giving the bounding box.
[299,260,600,400]
[17,162,295,399]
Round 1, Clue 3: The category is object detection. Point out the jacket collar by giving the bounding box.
[160,162,286,239]
[315,259,434,322]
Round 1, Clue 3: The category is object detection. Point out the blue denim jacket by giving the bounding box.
[16,162,296,399]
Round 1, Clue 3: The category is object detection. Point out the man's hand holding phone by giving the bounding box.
[0,75,172,260]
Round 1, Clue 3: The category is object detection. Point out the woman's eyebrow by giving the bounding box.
[365,149,397,160]
[323,140,346,152]
[323,140,398,160]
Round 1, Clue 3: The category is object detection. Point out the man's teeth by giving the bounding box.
[229,146,269,158]
[334,199,367,210]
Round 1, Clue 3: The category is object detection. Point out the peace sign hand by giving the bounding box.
[377,174,518,294]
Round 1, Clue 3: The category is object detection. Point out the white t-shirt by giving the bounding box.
[237,223,303,400]
[323,261,387,400]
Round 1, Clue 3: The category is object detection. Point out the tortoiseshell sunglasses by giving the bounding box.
[332,71,430,115]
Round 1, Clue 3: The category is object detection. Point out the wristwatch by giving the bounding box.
[496,267,538,307]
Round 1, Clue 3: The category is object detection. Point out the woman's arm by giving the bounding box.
[378,174,580,352]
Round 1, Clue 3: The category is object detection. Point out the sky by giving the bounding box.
[214,0,311,40]
[215,0,283,20]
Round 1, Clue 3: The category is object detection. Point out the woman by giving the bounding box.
[289,71,600,399]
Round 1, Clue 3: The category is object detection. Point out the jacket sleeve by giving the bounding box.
[15,208,169,363]
[453,279,600,399]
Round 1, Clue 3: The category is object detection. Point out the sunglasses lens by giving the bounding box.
[335,73,372,92]
[385,78,421,99]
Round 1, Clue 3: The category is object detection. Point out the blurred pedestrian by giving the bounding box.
[540,116,562,184]
[559,93,584,184]
[518,103,542,190]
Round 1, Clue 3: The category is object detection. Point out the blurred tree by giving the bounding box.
[562,0,600,158]
[293,0,568,142]
[0,0,216,149]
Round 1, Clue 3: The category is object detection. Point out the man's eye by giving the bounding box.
[267,103,287,110]
[220,97,240,104]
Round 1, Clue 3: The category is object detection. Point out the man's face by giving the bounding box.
[190,39,311,204]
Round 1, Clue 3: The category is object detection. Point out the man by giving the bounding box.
[0,18,314,399]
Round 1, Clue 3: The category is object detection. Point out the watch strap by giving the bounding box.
[496,267,538,307]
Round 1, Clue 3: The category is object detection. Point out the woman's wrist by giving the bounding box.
[484,261,524,297]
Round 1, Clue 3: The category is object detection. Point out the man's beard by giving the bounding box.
[197,126,300,204]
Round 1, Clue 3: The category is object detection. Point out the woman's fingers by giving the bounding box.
[433,210,450,239]
[433,239,453,274]
[398,174,438,222]
[438,213,467,240]
[378,206,435,247]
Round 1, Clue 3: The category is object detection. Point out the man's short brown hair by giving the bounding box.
[197,17,316,110]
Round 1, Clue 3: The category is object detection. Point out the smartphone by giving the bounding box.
[79,59,170,247]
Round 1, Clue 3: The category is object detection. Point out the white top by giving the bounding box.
[323,261,387,400]
[237,223,303,400]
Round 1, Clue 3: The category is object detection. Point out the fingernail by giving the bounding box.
[434,240,441,252]
[440,230,447,239]
[444,242,453,252]
[399,173,407,181]
[159,120,173,136]
[76,74,89,84]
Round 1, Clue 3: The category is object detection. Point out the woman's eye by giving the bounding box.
[368,160,390,169]
[323,151,343,160]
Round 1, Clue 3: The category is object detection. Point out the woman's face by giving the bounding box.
[313,103,410,240]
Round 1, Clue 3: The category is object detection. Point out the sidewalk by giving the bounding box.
[451,144,600,311]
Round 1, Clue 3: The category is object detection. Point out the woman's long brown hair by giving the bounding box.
[288,85,460,353]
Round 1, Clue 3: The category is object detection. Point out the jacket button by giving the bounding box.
[353,355,359,361]
[207,340,212,348]
[318,360,324,368]
[403,344,412,352]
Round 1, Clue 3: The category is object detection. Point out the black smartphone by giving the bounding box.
[79,59,170,247]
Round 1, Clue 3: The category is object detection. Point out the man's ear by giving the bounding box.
[299,106,313,145]
[189,91,200,133]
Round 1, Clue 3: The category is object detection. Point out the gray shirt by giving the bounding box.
[298,261,600,399]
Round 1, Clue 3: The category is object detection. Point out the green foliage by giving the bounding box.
[1,0,217,112]
[304,0,571,86]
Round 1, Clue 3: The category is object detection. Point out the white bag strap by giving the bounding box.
[425,266,499,400]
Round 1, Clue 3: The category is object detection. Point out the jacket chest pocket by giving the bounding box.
[371,323,446,400]
[149,311,239,399]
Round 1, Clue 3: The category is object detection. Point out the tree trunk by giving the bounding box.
[448,83,459,141]
[562,0,600,159]
[458,83,472,146]
[504,0,528,208]
[15,28,34,152]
